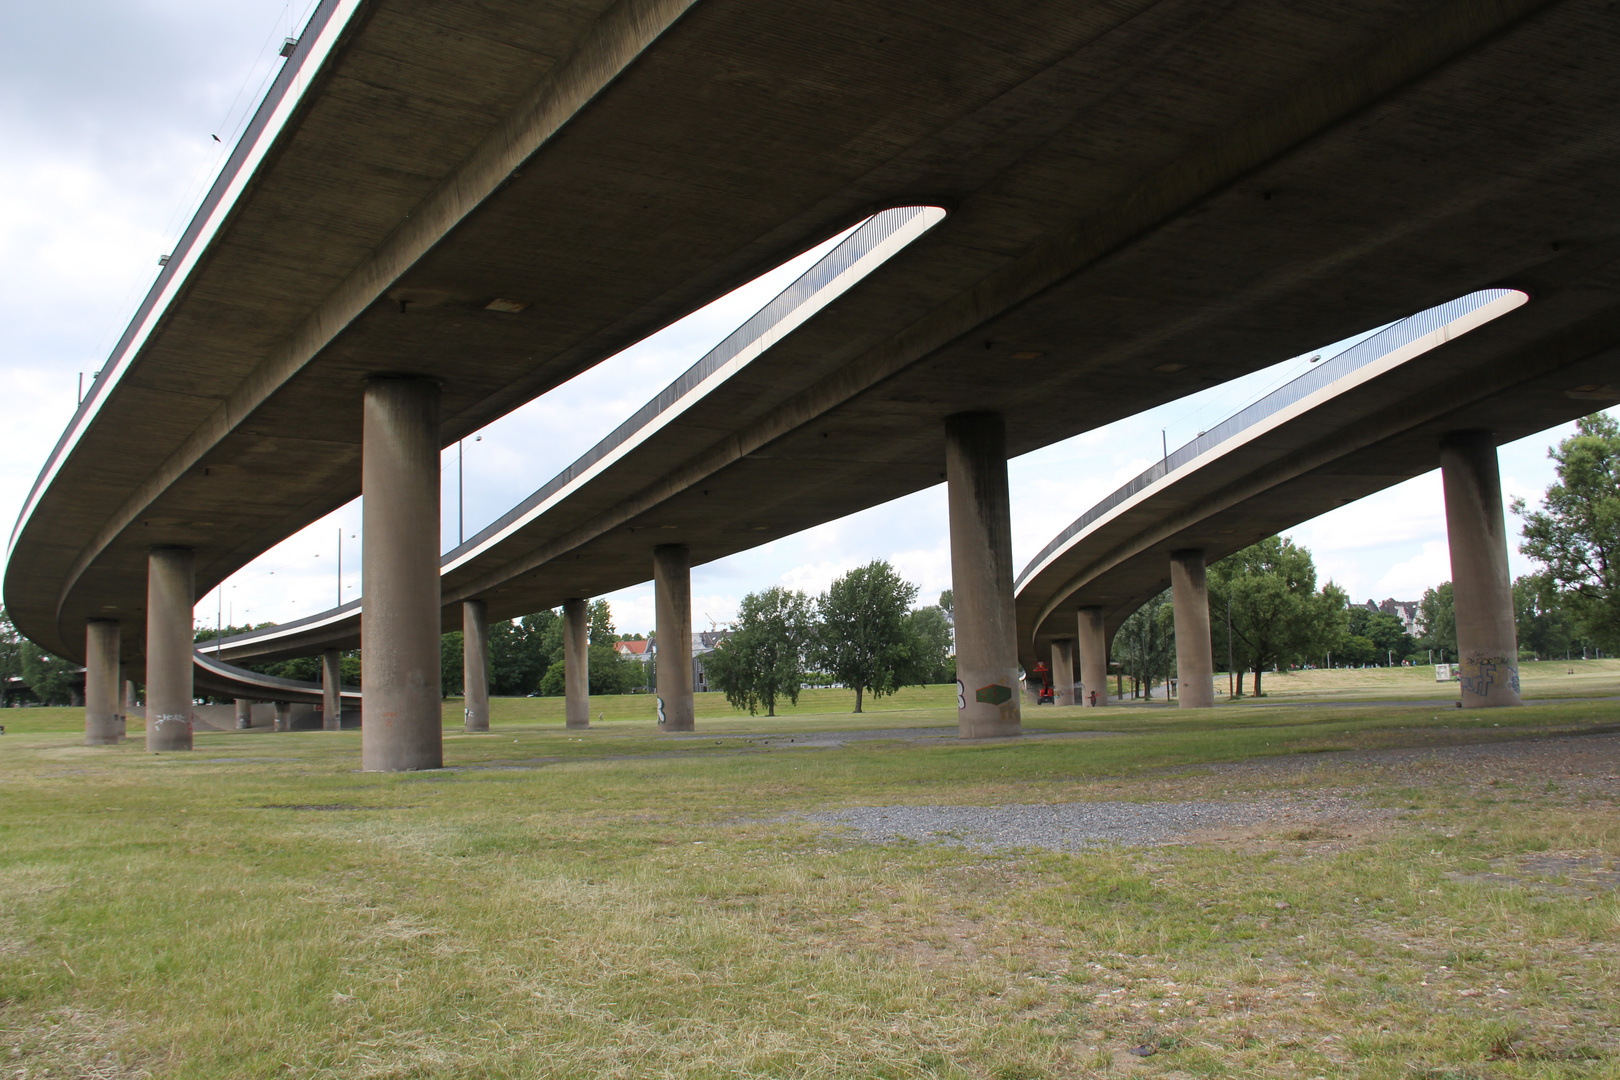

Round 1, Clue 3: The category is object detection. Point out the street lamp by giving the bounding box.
[458,435,482,546]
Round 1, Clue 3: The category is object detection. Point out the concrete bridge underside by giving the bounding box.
[12,0,1620,677]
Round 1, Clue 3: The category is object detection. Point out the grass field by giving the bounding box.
[1,679,1617,1077]
[1222,658,1620,704]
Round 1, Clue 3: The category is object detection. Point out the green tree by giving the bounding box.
[1417,583,1456,660]
[1513,573,1577,660]
[588,599,615,646]
[539,661,564,697]
[904,605,955,685]
[814,561,919,712]
[1513,413,1620,650]
[1336,634,1378,667]
[193,623,258,647]
[1345,607,1415,665]
[705,587,813,716]
[1208,535,1346,696]
[538,641,639,696]
[441,631,464,697]
[1114,591,1174,699]
[20,639,77,705]
[490,618,544,695]
[0,608,24,693]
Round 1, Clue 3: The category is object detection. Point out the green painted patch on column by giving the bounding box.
[975,683,1012,706]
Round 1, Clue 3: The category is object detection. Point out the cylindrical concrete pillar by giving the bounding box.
[463,599,490,732]
[321,649,343,732]
[653,546,694,732]
[1050,639,1075,707]
[945,414,1021,738]
[1169,549,1216,708]
[563,597,590,729]
[273,701,292,732]
[145,546,194,752]
[1077,608,1108,707]
[361,377,443,770]
[1441,431,1521,707]
[84,619,121,745]
[235,698,253,729]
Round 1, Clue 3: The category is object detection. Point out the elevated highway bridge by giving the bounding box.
[8,0,1620,764]
[1014,287,1620,710]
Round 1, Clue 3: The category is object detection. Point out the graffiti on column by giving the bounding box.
[975,684,1012,706]
[1459,655,1520,698]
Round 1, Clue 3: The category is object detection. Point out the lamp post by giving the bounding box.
[1226,592,1234,698]
[457,435,482,546]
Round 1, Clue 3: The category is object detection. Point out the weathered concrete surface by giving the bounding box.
[563,597,590,729]
[1051,638,1075,707]
[463,599,490,732]
[19,0,1620,680]
[360,379,442,771]
[145,547,194,752]
[1441,432,1522,708]
[234,698,253,730]
[1078,609,1109,708]
[947,414,1020,739]
[654,545,693,732]
[321,650,342,733]
[84,619,121,745]
[1169,550,1216,709]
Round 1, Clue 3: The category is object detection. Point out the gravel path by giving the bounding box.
[796,795,1368,852]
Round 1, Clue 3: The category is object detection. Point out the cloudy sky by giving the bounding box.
[1,2,1595,641]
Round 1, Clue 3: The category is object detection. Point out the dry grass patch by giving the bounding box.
[1,701,1617,1077]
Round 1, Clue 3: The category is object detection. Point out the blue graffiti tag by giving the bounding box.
[1459,657,1518,698]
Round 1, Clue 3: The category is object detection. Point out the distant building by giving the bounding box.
[613,639,652,664]
[1363,598,1424,637]
[693,630,729,693]
[626,630,730,693]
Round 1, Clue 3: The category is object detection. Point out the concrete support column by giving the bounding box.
[273,701,292,732]
[235,698,253,729]
[563,597,590,729]
[1077,608,1108,707]
[1169,549,1216,708]
[945,413,1021,738]
[84,619,121,745]
[145,546,194,752]
[653,545,694,731]
[462,599,490,732]
[1050,639,1075,706]
[1441,431,1522,707]
[321,649,343,732]
[361,377,442,770]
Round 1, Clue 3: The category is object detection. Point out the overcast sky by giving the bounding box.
[1,2,1596,643]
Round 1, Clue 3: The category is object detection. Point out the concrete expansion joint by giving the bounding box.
[362,373,445,389]
[1441,428,1495,444]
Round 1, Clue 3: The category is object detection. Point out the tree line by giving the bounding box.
[438,599,643,698]
[704,561,955,715]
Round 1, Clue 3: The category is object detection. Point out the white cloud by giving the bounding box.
[1368,540,1452,599]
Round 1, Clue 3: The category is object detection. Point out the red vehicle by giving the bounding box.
[1031,661,1054,704]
